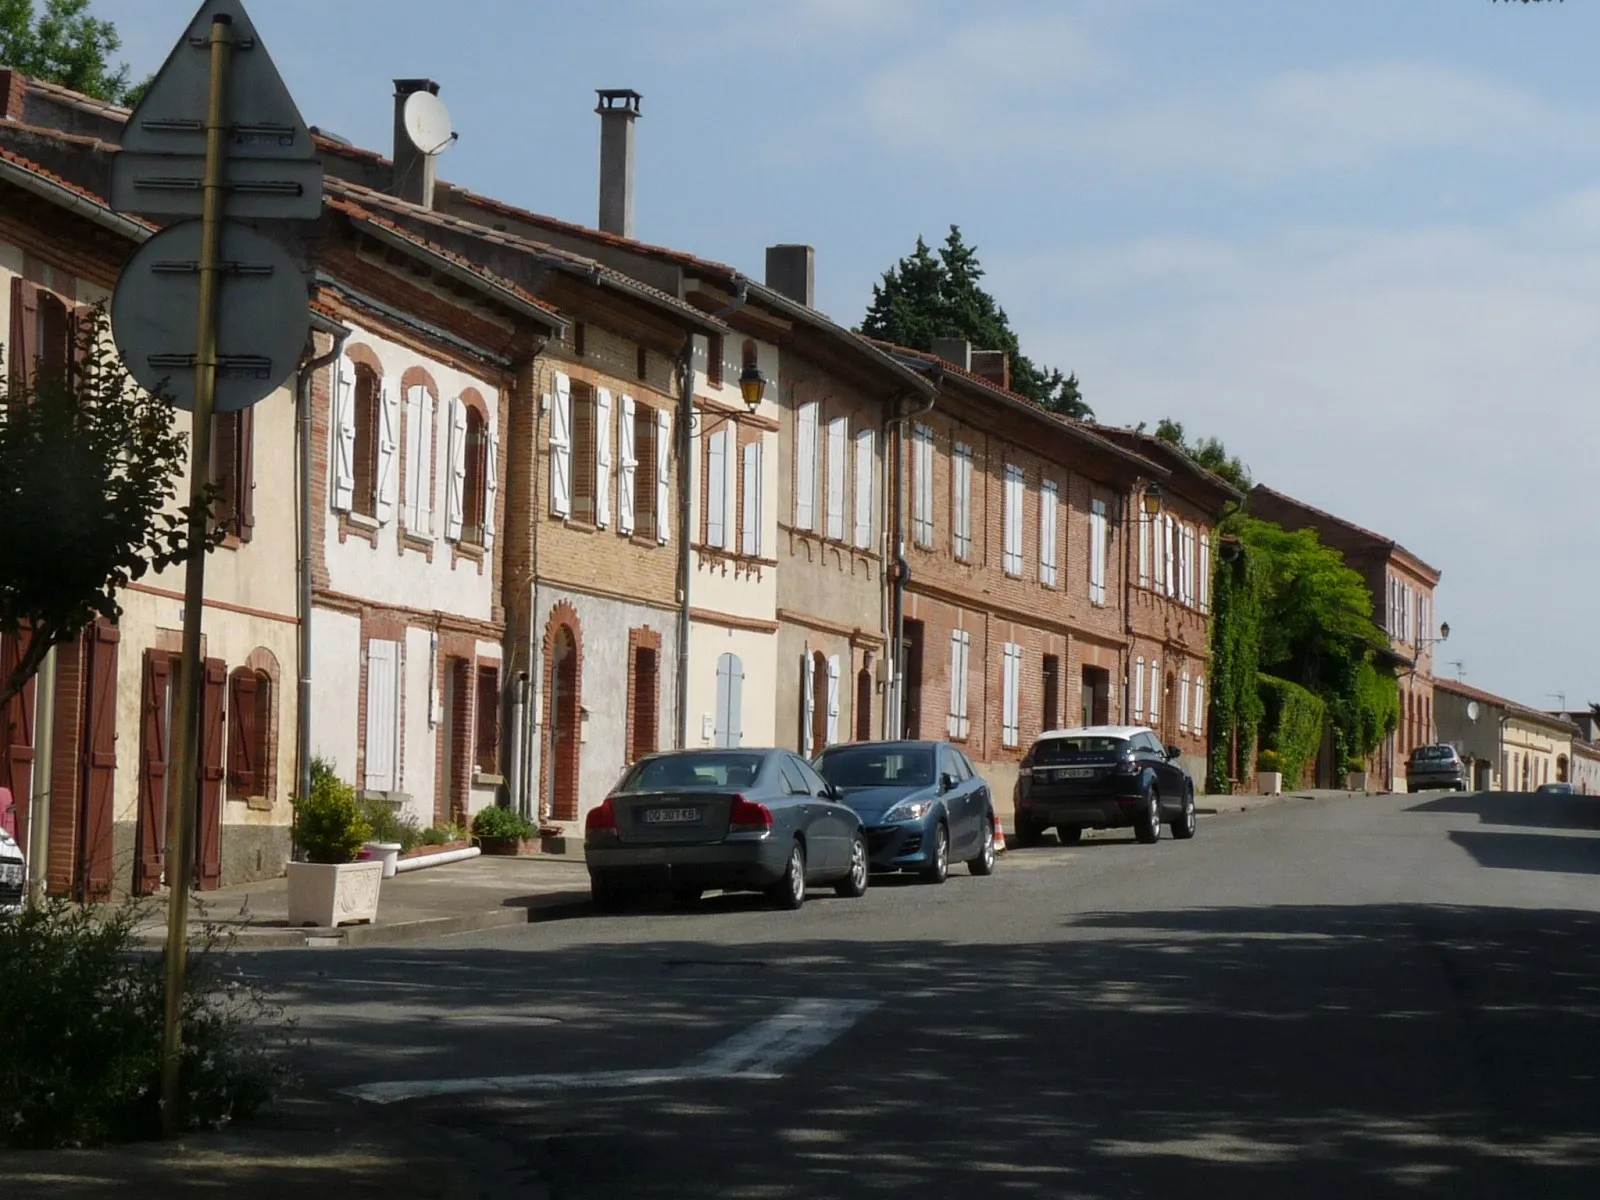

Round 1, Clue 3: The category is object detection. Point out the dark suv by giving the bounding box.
[1406,744,1467,793]
[1014,726,1196,846]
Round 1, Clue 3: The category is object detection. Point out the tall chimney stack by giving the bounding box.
[596,89,642,238]
[765,245,815,308]
[392,78,441,208]
[931,337,972,372]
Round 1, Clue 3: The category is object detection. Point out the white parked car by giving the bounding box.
[1,788,24,913]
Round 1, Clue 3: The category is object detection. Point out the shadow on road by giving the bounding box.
[1449,830,1600,876]
[185,898,1600,1200]
[1407,790,1600,831]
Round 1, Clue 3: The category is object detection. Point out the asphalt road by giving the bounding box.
[241,789,1600,1199]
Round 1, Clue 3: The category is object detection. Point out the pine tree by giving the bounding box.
[860,225,1092,420]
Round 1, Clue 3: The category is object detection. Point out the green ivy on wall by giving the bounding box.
[1206,526,1264,793]
[1259,674,1326,787]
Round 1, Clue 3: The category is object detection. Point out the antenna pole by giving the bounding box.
[159,12,234,1140]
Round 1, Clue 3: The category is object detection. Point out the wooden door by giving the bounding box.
[135,652,172,895]
[78,621,119,899]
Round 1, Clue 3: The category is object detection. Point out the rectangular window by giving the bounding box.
[795,401,819,531]
[707,334,725,387]
[853,428,874,549]
[573,322,586,357]
[1194,676,1206,737]
[1199,533,1211,613]
[363,639,402,793]
[629,642,660,763]
[632,403,656,539]
[1039,480,1059,587]
[947,629,971,740]
[636,344,648,381]
[1042,654,1061,732]
[912,423,935,548]
[706,426,737,549]
[952,442,973,560]
[1152,512,1166,593]
[475,664,500,775]
[1134,656,1145,719]
[1003,463,1025,575]
[211,408,256,542]
[826,415,848,541]
[1179,671,1191,733]
[1183,525,1196,605]
[570,382,597,522]
[1002,642,1022,749]
[1139,513,1151,588]
[1149,660,1161,722]
[741,440,763,557]
[1089,498,1109,606]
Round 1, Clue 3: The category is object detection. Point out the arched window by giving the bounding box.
[463,404,487,544]
[227,665,273,803]
[351,364,381,518]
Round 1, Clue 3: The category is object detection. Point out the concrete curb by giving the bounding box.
[133,890,595,951]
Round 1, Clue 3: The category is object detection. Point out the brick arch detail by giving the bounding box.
[344,342,384,379]
[460,385,490,419]
[542,602,583,822]
[401,366,439,399]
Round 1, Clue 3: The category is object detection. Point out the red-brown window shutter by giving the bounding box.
[238,406,255,542]
[228,669,258,795]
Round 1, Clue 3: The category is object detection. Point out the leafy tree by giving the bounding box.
[1153,417,1252,492]
[0,308,214,710]
[0,0,144,105]
[860,225,1092,419]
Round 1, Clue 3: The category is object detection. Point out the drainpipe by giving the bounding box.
[296,328,349,806]
[882,373,938,738]
[25,648,56,907]
[674,279,749,748]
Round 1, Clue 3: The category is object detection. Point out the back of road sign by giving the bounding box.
[110,0,322,221]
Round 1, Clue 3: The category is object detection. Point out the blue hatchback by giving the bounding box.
[812,741,996,884]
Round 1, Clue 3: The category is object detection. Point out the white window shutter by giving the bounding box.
[826,417,847,541]
[1180,671,1190,732]
[1003,644,1020,748]
[801,647,815,757]
[724,430,739,551]
[595,388,613,529]
[331,360,356,511]
[1040,481,1058,586]
[445,397,467,542]
[655,409,671,544]
[913,424,934,547]
[1195,676,1206,736]
[402,386,423,529]
[853,428,873,548]
[374,380,399,523]
[826,655,841,745]
[1149,660,1160,721]
[618,395,637,535]
[483,422,500,551]
[363,640,400,792]
[550,373,572,518]
[795,402,818,530]
[418,389,435,535]
[1134,657,1145,718]
[707,429,728,548]
[742,441,762,557]
[1139,513,1150,587]
[1164,516,1176,598]
[948,633,963,739]
[959,633,971,739]
[1199,533,1211,612]
[952,444,971,559]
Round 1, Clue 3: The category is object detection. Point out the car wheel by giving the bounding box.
[670,885,703,907]
[1135,789,1162,844]
[591,874,629,914]
[1014,810,1044,847]
[1172,787,1197,840]
[835,832,870,897]
[921,822,949,884]
[1057,826,1084,845]
[967,816,997,876]
[767,839,807,910]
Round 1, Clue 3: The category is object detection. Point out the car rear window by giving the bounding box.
[618,753,765,792]
[1410,746,1457,762]
[1031,736,1128,765]
[815,747,934,788]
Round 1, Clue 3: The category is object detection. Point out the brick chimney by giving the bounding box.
[596,89,641,238]
[931,337,972,372]
[765,244,815,307]
[392,78,441,208]
[970,350,1011,391]
[0,69,27,122]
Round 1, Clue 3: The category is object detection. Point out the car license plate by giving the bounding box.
[644,807,701,825]
[1063,768,1095,779]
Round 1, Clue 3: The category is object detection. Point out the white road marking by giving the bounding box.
[341,997,880,1105]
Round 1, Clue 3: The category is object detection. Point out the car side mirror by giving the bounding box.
[1166,745,1182,761]
[825,783,844,801]
[940,772,959,793]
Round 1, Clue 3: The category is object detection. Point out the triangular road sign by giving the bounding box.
[111,0,322,219]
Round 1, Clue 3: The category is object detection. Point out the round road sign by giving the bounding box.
[112,218,311,413]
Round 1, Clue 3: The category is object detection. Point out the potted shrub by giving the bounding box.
[1344,754,1369,794]
[472,805,536,856]
[1257,749,1284,796]
[287,760,384,928]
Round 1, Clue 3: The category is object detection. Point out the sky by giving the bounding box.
[97,0,1600,709]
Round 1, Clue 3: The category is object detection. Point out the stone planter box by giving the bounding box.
[1258,770,1283,796]
[399,839,471,862]
[1346,771,1369,793]
[286,860,383,928]
[476,836,540,857]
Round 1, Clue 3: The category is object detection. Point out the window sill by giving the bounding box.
[347,511,381,531]
[473,772,505,787]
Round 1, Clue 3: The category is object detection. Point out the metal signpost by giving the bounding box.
[108,0,320,1137]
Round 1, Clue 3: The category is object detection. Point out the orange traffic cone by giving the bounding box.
[993,811,1008,854]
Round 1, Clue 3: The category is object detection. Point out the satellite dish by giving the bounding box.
[403,90,456,156]
[1467,701,1480,722]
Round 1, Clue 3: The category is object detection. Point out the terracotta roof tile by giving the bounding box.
[1434,677,1580,732]
[0,143,154,231]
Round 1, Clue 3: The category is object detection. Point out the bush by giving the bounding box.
[418,822,468,847]
[1258,674,1326,787]
[1257,749,1283,774]
[292,757,370,864]
[0,900,290,1148]
[359,796,422,853]
[471,806,535,841]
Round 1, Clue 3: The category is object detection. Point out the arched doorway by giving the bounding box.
[1557,754,1569,783]
[544,608,582,822]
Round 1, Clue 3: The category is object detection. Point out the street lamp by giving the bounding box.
[738,361,767,413]
[1141,482,1163,518]
[1416,622,1450,654]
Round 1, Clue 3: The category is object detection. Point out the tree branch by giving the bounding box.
[0,624,63,713]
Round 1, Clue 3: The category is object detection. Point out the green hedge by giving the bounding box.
[1258,674,1325,788]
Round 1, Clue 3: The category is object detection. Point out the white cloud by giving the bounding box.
[987,199,1600,702]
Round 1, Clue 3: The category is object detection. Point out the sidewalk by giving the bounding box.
[0,1091,508,1200]
[132,854,594,950]
[1197,787,1369,815]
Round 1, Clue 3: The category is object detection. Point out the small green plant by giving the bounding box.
[292,757,371,864]
[1257,749,1283,774]
[471,806,535,841]
[418,822,468,847]
[359,796,422,853]
[0,899,291,1148]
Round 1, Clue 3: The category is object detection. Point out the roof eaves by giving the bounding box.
[0,147,152,240]
[739,281,935,397]
[1252,483,1442,579]
[1095,428,1245,504]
